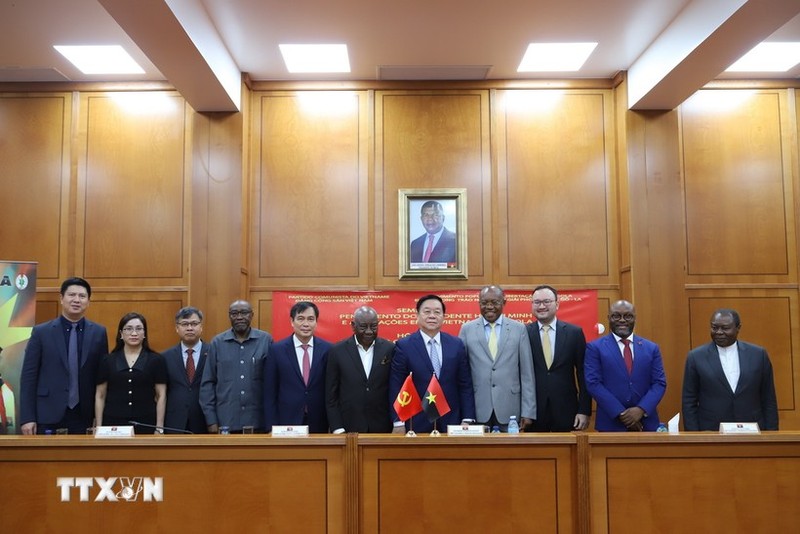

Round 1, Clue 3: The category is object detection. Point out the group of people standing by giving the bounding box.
[18,278,779,435]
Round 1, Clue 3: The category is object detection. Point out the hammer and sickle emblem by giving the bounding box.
[397,391,412,407]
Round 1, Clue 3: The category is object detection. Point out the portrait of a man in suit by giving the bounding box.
[409,200,457,266]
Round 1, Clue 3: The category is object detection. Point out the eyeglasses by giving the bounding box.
[609,313,635,321]
[533,299,555,306]
[122,326,145,333]
[479,300,503,307]
[229,310,252,318]
[420,309,443,317]
[177,321,201,328]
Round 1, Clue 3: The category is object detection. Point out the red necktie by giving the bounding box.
[0,382,7,432]
[622,339,633,374]
[186,348,195,383]
[301,344,310,385]
[423,234,435,262]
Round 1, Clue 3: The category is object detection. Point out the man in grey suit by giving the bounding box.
[326,306,395,433]
[163,306,208,433]
[682,308,778,431]
[459,285,535,431]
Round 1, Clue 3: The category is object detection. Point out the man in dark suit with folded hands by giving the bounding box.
[682,308,778,431]
[326,306,395,433]
[163,306,208,433]
[20,277,108,434]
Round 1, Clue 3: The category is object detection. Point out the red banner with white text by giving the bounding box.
[271,290,598,343]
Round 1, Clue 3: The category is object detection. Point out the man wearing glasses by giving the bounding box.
[163,306,208,433]
[585,300,667,431]
[527,285,591,432]
[200,300,272,433]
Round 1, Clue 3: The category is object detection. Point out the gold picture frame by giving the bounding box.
[398,188,468,279]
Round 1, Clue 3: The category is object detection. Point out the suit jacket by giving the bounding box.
[20,317,108,427]
[527,319,591,431]
[163,342,209,433]
[682,341,778,431]
[584,333,666,431]
[264,335,333,433]
[458,316,535,424]
[325,336,395,433]
[389,330,475,433]
[409,228,457,264]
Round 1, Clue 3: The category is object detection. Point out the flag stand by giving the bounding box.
[405,419,416,437]
[430,420,440,437]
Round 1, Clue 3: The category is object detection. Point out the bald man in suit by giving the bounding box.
[682,308,778,431]
[459,285,535,430]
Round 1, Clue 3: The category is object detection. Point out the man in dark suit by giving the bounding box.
[527,285,591,431]
[585,300,667,432]
[20,277,109,434]
[682,308,778,431]
[264,301,332,433]
[409,200,457,264]
[163,306,208,433]
[326,306,395,433]
[389,294,475,433]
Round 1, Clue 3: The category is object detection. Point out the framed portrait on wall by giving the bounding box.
[398,188,467,279]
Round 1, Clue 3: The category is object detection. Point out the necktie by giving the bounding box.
[301,344,311,385]
[542,324,553,369]
[488,323,498,360]
[622,338,633,374]
[429,339,441,377]
[423,234,435,262]
[68,322,79,409]
[185,348,195,383]
[0,379,7,432]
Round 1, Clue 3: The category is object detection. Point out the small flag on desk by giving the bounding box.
[423,374,451,423]
[393,373,422,422]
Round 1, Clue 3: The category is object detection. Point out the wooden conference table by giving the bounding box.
[1,432,798,533]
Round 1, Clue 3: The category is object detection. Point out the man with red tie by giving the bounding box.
[409,201,457,265]
[163,307,208,433]
[584,300,667,431]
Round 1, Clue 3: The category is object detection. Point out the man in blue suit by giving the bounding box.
[163,306,208,433]
[585,300,666,431]
[390,294,475,433]
[20,277,109,434]
[264,301,332,433]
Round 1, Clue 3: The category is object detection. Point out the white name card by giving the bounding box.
[719,422,760,434]
[94,425,135,439]
[447,424,485,436]
[271,425,309,437]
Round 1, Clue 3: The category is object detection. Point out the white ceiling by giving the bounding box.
[1,0,799,112]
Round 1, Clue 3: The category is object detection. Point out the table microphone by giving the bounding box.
[128,421,194,435]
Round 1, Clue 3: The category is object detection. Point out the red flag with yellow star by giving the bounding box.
[423,374,451,423]
[393,373,422,422]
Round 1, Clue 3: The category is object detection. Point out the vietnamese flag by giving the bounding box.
[423,374,451,423]
[393,373,422,422]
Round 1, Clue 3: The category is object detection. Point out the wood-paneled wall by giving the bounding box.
[2,79,800,427]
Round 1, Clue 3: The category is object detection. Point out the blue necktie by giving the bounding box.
[429,339,441,378]
[68,323,79,408]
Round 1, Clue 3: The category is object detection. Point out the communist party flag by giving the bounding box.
[423,374,451,423]
[393,373,422,422]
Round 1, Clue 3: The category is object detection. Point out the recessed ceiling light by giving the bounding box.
[726,42,800,72]
[279,44,350,73]
[517,43,598,72]
[53,45,144,75]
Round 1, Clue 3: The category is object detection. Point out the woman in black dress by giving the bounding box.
[95,312,167,434]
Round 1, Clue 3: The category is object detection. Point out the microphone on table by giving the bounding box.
[128,421,194,435]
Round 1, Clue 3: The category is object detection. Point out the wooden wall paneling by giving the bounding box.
[688,293,797,428]
[682,90,797,283]
[189,105,245,336]
[375,90,491,288]
[90,292,188,353]
[75,92,189,284]
[250,91,369,289]
[253,291,275,337]
[0,93,71,284]
[496,89,617,288]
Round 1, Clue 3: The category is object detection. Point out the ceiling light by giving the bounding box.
[517,43,597,72]
[279,44,350,73]
[54,45,144,75]
[726,42,800,72]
